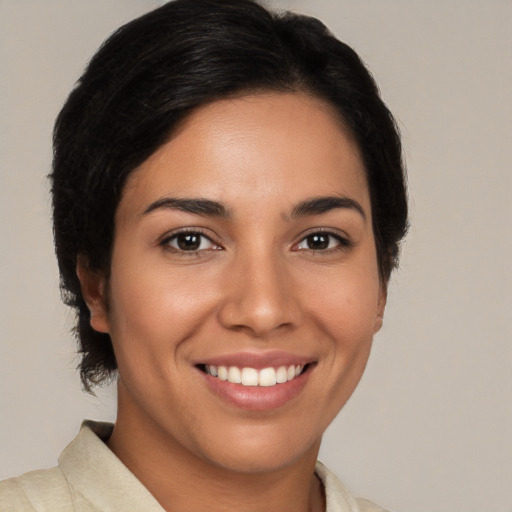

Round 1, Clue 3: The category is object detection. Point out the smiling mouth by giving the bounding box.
[198,364,309,387]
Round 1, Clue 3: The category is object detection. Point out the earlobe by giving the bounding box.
[76,256,110,334]
[373,285,387,334]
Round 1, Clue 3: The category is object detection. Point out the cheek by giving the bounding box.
[304,265,381,338]
[305,271,379,410]
[105,258,220,360]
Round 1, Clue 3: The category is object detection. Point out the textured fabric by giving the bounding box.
[0,421,388,512]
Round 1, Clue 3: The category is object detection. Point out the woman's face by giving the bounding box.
[87,92,385,473]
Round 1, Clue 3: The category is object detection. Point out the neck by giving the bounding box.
[108,388,325,512]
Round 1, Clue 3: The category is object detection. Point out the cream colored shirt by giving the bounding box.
[0,421,388,512]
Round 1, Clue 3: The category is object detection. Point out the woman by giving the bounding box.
[0,0,407,510]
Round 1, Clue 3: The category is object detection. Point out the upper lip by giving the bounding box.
[195,350,314,370]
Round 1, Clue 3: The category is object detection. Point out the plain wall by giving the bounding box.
[1,2,511,512]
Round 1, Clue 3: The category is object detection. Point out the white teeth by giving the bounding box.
[228,366,242,384]
[241,367,259,386]
[259,367,277,387]
[205,364,305,387]
[276,366,288,383]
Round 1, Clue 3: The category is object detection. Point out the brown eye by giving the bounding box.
[163,232,220,252]
[305,233,330,250]
[176,233,202,251]
[295,231,349,252]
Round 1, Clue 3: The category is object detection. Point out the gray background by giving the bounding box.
[1,1,511,511]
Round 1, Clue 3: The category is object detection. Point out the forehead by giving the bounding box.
[120,92,369,217]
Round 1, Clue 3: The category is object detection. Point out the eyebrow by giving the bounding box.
[291,196,366,221]
[143,197,230,218]
[142,195,366,221]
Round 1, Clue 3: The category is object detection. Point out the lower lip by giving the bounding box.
[199,367,312,411]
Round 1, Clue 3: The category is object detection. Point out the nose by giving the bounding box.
[217,248,301,338]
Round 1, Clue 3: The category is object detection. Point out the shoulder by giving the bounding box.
[355,497,391,512]
[315,461,390,512]
[1,421,163,512]
[0,467,72,512]
[0,421,114,512]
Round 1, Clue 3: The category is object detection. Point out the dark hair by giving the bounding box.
[51,0,408,390]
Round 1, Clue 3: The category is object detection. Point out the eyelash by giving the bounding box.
[160,228,351,255]
[293,230,352,254]
[160,229,222,255]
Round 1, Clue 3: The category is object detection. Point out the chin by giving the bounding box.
[193,422,322,475]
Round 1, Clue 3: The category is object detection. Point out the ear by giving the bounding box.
[373,284,387,334]
[76,255,110,334]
